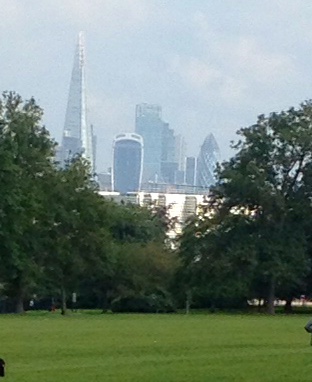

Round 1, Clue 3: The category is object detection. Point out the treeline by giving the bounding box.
[2,92,312,315]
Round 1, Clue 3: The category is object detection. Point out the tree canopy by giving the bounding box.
[178,102,312,314]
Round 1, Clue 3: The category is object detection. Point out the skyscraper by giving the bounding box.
[161,123,177,184]
[112,133,143,194]
[135,104,164,183]
[185,156,197,186]
[196,133,220,188]
[174,134,187,172]
[61,32,94,171]
[91,124,97,172]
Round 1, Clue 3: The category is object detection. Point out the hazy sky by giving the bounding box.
[2,0,312,171]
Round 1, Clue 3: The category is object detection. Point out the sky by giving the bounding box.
[2,0,312,172]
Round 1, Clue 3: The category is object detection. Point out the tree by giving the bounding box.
[109,241,178,312]
[87,201,178,312]
[42,157,113,315]
[179,102,312,314]
[177,209,256,312]
[0,92,56,312]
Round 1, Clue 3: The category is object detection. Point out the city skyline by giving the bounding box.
[105,102,219,193]
[1,1,312,172]
[57,31,221,188]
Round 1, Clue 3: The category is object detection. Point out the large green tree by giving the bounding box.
[85,201,178,311]
[0,92,55,312]
[179,102,312,314]
[42,158,115,314]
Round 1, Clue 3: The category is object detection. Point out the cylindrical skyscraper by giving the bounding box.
[112,133,143,194]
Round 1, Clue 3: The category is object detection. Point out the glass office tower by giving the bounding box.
[112,133,143,194]
[135,103,164,183]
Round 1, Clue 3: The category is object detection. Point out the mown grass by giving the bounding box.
[0,312,311,381]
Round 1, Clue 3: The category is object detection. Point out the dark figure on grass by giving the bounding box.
[0,358,5,377]
[304,319,312,345]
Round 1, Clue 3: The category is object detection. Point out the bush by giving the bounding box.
[111,293,176,313]
[111,295,154,313]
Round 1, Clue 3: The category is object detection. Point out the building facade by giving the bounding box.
[185,156,197,186]
[112,133,143,194]
[161,123,177,183]
[174,134,187,172]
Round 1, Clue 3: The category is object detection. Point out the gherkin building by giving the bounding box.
[196,133,220,189]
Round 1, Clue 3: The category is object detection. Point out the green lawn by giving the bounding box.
[0,312,311,381]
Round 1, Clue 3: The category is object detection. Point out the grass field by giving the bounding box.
[0,312,311,381]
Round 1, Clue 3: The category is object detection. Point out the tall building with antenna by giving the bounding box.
[61,32,94,171]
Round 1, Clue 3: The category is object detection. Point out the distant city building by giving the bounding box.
[98,191,205,237]
[61,135,82,165]
[97,171,112,191]
[161,123,177,183]
[161,123,176,163]
[174,170,185,185]
[140,181,207,194]
[55,144,64,165]
[161,162,178,184]
[112,133,143,194]
[135,103,164,182]
[185,156,197,186]
[174,134,187,172]
[181,196,198,223]
[91,124,97,173]
[196,133,220,188]
[61,32,94,171]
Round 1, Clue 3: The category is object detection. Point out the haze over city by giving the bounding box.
[1,0,312,171]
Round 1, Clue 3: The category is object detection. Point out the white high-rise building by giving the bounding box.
[61,32,94,171]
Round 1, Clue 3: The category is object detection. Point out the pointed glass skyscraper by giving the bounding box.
[62,32,94,171]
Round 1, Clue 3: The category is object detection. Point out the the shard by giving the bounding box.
[61,32,94,171]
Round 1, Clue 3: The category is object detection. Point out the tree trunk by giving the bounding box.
[284,298,293,314]
[267,278,275,315]
[185,290,192,314]
[15,292,24,314]
[14,274,25,314]
[61,286,67,315]
[257,298,262,313]
[101,291,109,313]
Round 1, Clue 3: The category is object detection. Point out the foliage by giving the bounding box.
[0,92,56,312]
[178,102,312,314]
